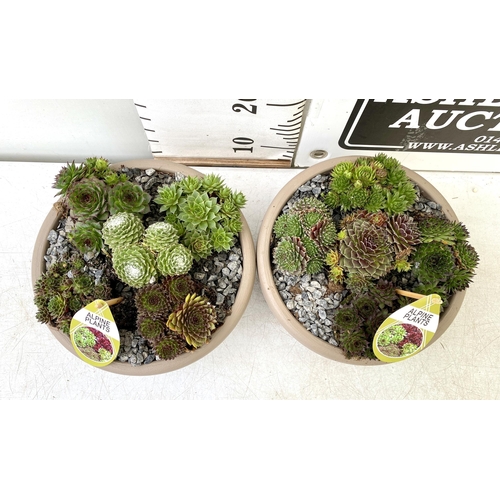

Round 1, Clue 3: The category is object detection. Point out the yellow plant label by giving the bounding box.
[373,294,442,363]
[70,299,120,368]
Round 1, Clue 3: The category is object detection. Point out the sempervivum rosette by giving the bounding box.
[112,244,156,288]
[142,221,179,252]
[156,243,193,276]
[386,213,421,270]
[67,177,108,220]
[102,212,144,250]
[109,182,151,215]
[167,293,217,348]
[339,218,393,279]
[272,236,309,275]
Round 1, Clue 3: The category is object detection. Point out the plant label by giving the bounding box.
[373,294,442,363]
[70,299,120,368]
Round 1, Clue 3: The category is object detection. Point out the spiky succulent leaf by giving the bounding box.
[47,294,66,319]
[156,243,193,276]
[67,177,108,220]
[167,293,217,348]
[102,212,144,249]
[112,244,157,288]
[109,182,151,215]
[335,307,362,331]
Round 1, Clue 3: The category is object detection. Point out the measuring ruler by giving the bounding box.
[134,99,307,167]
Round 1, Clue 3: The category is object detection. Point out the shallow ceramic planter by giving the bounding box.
[257,156,466,365]
[32,159,256,375]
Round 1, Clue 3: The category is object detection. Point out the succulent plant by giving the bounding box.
[417,215,469,244]
[155,334,188,360]
[156,243,193,276]
[102,212,144,249]
[273,213,303,238]
[334,307,362,331]
[112,244,157,288]
[135,283,171,320]
[142,221,179,253]
[323,154,417,214]
[454,241,479,272]
[154,184,184,215]
[272,236,309,275]
[339,218,393,279]
[34,259,112,334]
[338,329,370,359]
[182,231,213,261]
[412,241,456,285]
[67,177,109,220]
[163,274,199,308]
[288,197,331,230]
[386,213,421,270]
[109,182,151,215]
[210,227,234,252]
[309,219,337,254]
[167,293,217,348]
[68,220,104,254]
[53,161,88,196]
[202,173,225,193]
[137,316,166,340]
[178,191,221,232]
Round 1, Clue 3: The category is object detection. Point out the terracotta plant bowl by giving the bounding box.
[256,156,466,365]
[32,159,256,375]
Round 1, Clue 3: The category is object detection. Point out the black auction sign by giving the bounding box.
[339,99,500,154]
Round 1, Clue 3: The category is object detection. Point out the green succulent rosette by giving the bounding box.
[109,182,151,215]
[102,212,144,250]
[112,244,157,288]
[178,191,221,232]
[156,243,193,276]
[68,220,103,254]
[143,221,179,252]
[67,177,109,220]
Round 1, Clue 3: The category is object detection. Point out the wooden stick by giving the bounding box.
[395,289,426,300]
[105,297,124,306]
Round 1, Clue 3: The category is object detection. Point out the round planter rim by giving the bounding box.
[256,155,466,365]
[32,158,256,376]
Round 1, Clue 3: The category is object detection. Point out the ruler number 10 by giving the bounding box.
[232,99,256,153]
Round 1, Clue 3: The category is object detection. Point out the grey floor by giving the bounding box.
[2,161,499,399]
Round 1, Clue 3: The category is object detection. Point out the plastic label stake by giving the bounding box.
[70,298,122,368]
[373,292,442,363]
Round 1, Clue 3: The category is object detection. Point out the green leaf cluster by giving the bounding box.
[154,173,245,260]
[323,154,417,215]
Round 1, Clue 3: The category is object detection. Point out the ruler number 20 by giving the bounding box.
[232,99,256,153]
